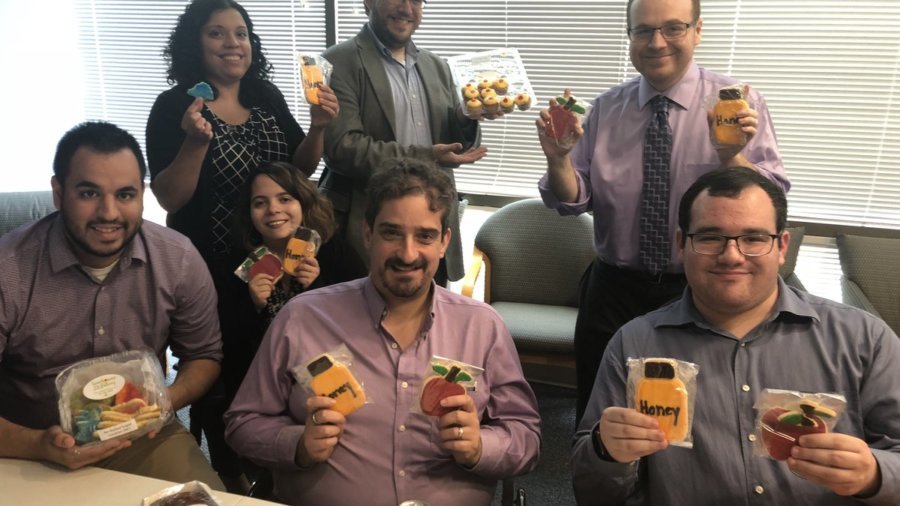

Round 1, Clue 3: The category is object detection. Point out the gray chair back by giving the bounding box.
[836,234,900,334]
[0,191,56,237]
[779,225,805,290]
[474,198,594,307]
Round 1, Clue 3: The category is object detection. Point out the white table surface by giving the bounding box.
[0,457,284,505]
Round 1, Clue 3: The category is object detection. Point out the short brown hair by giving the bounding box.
[626,0,700,29]
[364,158,456,231]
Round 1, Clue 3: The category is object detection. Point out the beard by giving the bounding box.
[381,256,431,299]
[62,214,142,266]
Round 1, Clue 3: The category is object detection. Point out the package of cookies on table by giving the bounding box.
[416,356,483,417]
[753,388,846,461]
[290,344,369,417]
[56,349,172,446]
[626,357,699,448]
[142,480,221,506]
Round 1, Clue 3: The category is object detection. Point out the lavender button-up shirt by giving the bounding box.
[225,278,541,506]
[0,214,223,429]
[539,63,789,272]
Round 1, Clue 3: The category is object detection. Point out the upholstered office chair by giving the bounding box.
[0,191,56,237]
[780,225,805,290]
[836,234,900,335]
[463,198,594,387]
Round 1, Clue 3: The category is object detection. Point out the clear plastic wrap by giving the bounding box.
[753,388,847,460]
[56,350,172,446]
[297,52,333,105]
[142,480,221,506]
[416,356,483,417]
[446,48,535,118]
[626,357,699,448]
[282,226,321,276]
[290,344,368,416]
[544,89,591,144]
[705,83,754,149]
[233,246,282,283]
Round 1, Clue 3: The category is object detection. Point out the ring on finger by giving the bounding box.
[456,426,464,440]
[311,412,320,425]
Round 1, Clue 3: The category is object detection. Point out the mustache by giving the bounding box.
[385,257,427,271]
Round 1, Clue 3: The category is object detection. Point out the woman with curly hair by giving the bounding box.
[144,0,338,493]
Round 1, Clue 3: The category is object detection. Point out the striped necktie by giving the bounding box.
[639,95,672,274]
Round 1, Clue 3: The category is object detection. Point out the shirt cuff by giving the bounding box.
[274,424,306,468]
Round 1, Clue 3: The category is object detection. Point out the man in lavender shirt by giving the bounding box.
[535,0,789,422]
[0,122,223,488]
[226,158,541,505]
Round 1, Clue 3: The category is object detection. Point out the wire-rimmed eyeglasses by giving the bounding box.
[627,22,695,42]
[686,233,779,256]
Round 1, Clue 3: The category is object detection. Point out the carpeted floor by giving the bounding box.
[494,382,577,505]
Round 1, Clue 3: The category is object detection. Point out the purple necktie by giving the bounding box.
[639,95,672,274]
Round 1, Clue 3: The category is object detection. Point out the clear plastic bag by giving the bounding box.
[282,226,321,276]
[704,83,755,149]
[56,350,172,446]
[416,355,483,417]
[290,344,368,417]
[297,52,333,105]
[233,246,283,283]
[626,357,699,448]
[142,480,221,506]
[753,388,846,460]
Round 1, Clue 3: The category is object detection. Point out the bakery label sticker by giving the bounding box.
[83,374,126,400]
[96,418,139,441]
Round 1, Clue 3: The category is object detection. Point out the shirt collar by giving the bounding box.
[638,61,699,111]
[47,214,146,275]
[654,276,820,331]
[365,22,419,64]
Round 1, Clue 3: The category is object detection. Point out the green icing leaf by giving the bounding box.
[432,364,448,376]
[455,371,472,383]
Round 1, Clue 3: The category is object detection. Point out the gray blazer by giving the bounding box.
[322,26,479,281]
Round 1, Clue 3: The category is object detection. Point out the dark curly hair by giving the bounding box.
[365,158,456,231]
[163,0,273,106]
[236,161,337,251]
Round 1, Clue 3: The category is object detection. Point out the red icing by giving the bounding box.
[760,407,827,460]
[114,382,143,405]
[249,253,283,280]
[545,104,578,141]
[420,376,465,417]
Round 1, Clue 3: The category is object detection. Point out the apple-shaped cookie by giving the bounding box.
[420,366,466,417]
[760,402,834,460]
[249,252,283,282]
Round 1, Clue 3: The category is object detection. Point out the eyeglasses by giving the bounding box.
[627,22,694,42]
[686,233,779,257]
[385,0,425,7]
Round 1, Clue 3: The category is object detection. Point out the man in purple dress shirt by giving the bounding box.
[0,122,223,488]
[536,0,790,422]
[226,158,541,505]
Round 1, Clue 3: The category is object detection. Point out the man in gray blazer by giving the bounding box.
[322,0,488,285]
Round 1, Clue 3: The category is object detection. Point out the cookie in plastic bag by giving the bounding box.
[56,350,172,446]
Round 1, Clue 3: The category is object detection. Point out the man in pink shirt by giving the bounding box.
[226,158,540,505]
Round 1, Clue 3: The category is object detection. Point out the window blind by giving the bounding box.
[75,0,900,231]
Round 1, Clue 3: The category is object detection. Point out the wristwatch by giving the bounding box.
[592,426,618,463]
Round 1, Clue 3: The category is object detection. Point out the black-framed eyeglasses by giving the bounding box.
[686,233,779,257]
[627,22,694,42]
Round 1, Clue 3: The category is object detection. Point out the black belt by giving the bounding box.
[595,259,686,284]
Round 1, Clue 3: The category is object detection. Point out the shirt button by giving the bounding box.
[748,434,757,442]
[401,381,409,389]
[742,384,751,392]
[391,343,399,349]
[754,485,764,495]
[97,326,105,336]
[399,470,406,477]
[399,424,406,432]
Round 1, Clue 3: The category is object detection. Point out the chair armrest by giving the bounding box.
[840,277,883,318]
[461,246,484,299]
